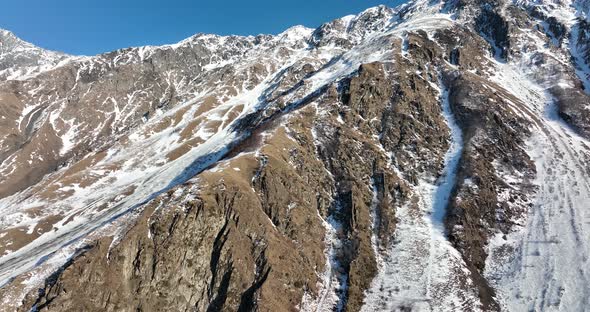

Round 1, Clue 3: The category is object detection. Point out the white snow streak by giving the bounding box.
[361,82,480,312]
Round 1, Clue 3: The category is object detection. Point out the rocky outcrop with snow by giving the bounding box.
[0,0,589,311]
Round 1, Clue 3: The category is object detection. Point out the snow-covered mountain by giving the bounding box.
[0,29,73,81]
[0,0,589,311]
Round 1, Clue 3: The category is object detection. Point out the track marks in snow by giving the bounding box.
[485,61,590,312]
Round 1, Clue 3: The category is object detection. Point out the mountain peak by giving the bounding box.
[277,25,314,44]
[0,28,70,80]
[0,28,27,48]
[0,28,15,38]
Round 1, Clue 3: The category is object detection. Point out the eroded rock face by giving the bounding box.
[2,0,590,311]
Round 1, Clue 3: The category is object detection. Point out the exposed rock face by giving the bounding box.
[2,0,590,311]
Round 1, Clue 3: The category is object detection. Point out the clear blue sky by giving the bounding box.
[1,0,406,56]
